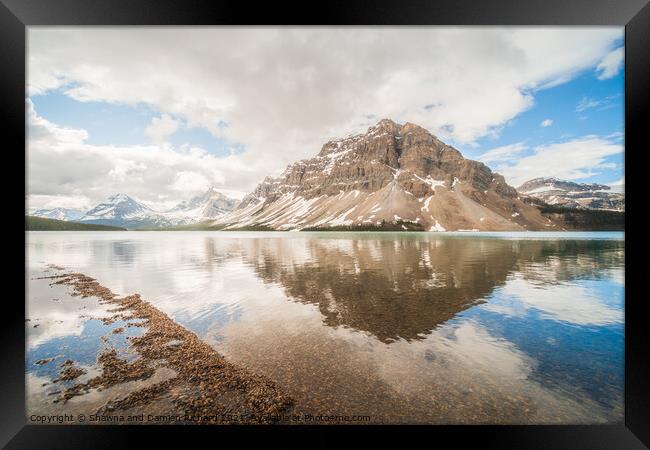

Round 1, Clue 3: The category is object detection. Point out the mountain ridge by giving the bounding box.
[31,207,86,221]
[214,119,557,231]
[517,177,624,211]
[33,188,240,229]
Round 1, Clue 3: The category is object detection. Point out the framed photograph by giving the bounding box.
[3,0,649,447]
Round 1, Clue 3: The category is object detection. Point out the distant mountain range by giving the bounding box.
[31,207,86,221]
[517,177,624,211]
[30,188,240,229]
[29,120,624,232]
[212,119,561,231]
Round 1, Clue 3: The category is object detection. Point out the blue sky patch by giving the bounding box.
[459,61,624,185]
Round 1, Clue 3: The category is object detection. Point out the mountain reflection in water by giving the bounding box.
[240,235,623,343]
[26,231,624,424]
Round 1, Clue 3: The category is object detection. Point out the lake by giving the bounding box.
[26,231,624,424]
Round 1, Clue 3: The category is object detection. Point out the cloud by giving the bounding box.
[494,136,623,186]
[575,94,622,114]
[576,96,604,112]
[145,114,179,147]
[596,47,624,80]
[477,142,527,164]
[171,171,212,192]
[540,119,553,127]
[27,27,623,206]
[27,98,88,144]
[482,275,622,326]
[26,194,91,211]
[26,102,256,211]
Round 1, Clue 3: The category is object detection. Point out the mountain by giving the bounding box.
[76,189,240,229]
[78,193,174,229]
[213,119,558,231]
[517,177,624,211]
[166,187,240,221]
[31,207,86,221]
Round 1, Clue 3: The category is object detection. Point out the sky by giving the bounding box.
[26,27,624,212]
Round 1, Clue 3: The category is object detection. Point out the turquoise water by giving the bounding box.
[26,231,624,424]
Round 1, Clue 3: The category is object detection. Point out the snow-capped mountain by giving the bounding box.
[166,187,240,221]
[75,189,239,229]
[78,193,173,229]
[517,178,624,211]
[30,207,85,221]
[213,119,559,231]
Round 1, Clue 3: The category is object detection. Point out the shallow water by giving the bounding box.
[26,231,624,424]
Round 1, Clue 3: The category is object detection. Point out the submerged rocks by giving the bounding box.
[56,360,86,382]
[34,357,56,366]
[51,270,294,423]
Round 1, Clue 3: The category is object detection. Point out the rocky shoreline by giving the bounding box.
[36,268,293,424]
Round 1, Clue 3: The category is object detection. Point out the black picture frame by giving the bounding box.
[2,0,648,447]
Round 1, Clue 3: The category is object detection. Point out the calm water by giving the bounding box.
[26,231,624,424]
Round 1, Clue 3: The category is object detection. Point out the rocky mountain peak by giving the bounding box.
[375,118,399,127]
[400,121,428,134]
[370,118,401,134]
[217,119,554,231]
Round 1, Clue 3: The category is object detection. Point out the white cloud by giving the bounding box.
[26,194,91,211]
[540,119,553,127]
[26,27,623,207]
[596,47,624,80]
[27,98,88,144]
[576,96,604,112]
[477,142,527,164]
[171,171,211,192]
[145,114,179,147]
[576,94,621,114]
[494,136,623,186]
[26,102,254,211]
[483,275,622,326]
